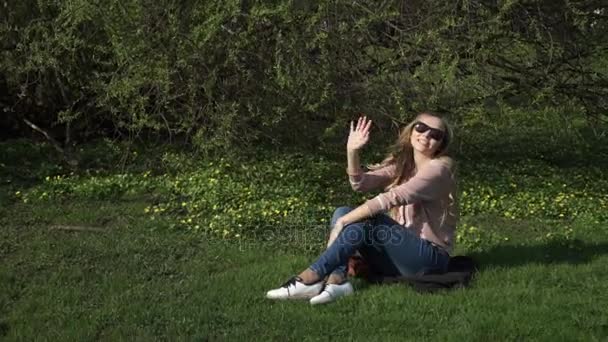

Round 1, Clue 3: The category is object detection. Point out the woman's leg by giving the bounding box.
[359,214,450,276]
[268,208,449,302]
[325,207,354,284]
[305,210,450,282]
[306,206,371,281]
[327,206,355,280]
[265,206,356,300]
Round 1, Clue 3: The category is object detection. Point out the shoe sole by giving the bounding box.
[309,284,354,305]
[266,293,320,300]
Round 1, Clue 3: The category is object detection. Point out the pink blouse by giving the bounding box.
[348,158,459,253]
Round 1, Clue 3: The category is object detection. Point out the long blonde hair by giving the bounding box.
[369,112,454,218]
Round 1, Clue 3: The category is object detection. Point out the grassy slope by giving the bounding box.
[1,200,607,341]
[1,127,608,340]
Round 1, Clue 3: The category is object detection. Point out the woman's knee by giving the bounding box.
[340,224,366,245]
[330,206,353,226]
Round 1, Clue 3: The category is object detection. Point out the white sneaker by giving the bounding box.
[266,276,324,300]
[309,281,354,305]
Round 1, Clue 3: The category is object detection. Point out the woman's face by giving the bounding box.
[410,115,445,157]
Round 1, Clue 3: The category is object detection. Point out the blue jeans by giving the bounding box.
[309,206,450,279]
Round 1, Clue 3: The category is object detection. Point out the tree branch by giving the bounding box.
[23,118,65,154]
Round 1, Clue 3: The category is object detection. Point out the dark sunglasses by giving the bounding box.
[413,122,445,141]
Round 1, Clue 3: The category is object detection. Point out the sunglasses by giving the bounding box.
[413,122,445,141]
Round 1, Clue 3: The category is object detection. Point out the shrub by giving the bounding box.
[2,0,606,151]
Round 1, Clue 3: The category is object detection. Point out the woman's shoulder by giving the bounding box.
[430,155,455,171]
[429,156,456,173]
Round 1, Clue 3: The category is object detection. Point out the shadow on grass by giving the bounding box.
[347,240,608,292]
[470,239,608,270]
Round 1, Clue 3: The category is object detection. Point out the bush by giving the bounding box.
[2,0,606,151]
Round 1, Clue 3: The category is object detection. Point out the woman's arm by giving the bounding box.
[338,203,372,226]
[346,148,363,178]
[327,203,373,247]
[364,158,454,217]
[345,116,395,192]
[346,116,368,178]
[348,163,396,192]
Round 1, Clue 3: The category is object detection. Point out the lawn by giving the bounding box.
[1,138,607,341]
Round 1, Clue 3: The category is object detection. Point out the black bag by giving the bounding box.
[371,256,478,293]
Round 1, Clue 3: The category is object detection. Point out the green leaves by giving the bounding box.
[2,0,607,151]
[9,141,608,253]
[459,158,608,223]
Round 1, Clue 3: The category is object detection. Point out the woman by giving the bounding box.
[266,113,458,305]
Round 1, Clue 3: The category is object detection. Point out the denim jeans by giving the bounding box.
[309,206,450,279]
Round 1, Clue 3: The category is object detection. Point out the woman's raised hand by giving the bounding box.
[347,116,372,152]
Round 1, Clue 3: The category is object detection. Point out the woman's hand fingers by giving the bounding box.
[348,116,371,151]
[363,118,372,134]
[355,116,363,132]
[357,116,370,132]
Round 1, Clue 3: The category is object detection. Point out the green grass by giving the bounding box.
[1,135,608,340]
[1,200,608,340]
